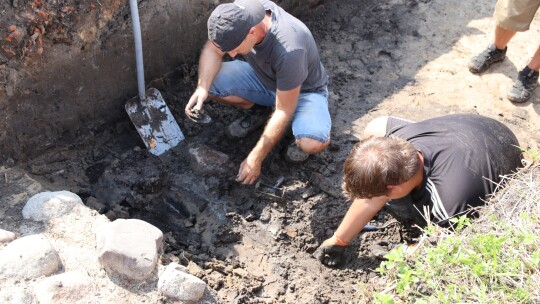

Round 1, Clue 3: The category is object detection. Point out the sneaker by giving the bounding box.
[284,142,309,163]
[507,66,539,103]
[226,106,270,138]
[468,44,507,74]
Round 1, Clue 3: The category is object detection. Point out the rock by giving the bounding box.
[0,286,33,304]
[188,143,230,176]
[22,191,84,221]
[96,219,163,280]
[0,229,16,243]
[0,166,42,209]
[512,108,529,121]
[309,172,342,198]
[232,268,249,278]
[186,261,205,278]
[158,262,206,302]
[301,187,318,199]
[34,271,93,304]
[84,196,108,214]
[0,234,61,280]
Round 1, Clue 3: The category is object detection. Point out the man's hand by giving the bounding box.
[185,87,208,116]
[236,154,262,185]
[313,236,349,267]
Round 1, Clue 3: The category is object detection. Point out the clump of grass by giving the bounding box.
[367,164,540,303]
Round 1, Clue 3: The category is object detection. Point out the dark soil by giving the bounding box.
[2,0,539,303]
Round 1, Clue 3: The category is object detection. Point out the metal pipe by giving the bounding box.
[129,0,146,101]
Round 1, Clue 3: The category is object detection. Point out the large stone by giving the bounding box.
[309,172,342,198]
[158,262,206,302]
[0,234,61,280]
[0,286,34,304]
[34,271,93,304]
[188,143,231,176]
[0,228,16,243]
[96,219,163,280]
[22,191,84,221]
[0,167,43,227]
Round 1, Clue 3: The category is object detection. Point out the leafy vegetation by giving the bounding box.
[361,164,540,303]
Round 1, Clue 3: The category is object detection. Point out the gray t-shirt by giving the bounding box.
[242,0,328,93]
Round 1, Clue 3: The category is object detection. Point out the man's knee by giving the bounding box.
[296,137,330,154]
[363,116,390,139]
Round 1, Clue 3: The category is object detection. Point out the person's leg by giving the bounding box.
[468,0,540,73]
[527,44,540,71]
[507,43,540,103]
[494,0,540,33]
[468,25,512,74]
[209,60,276,137]
[287,89,331,161]
[497,0,540,102]
[209,60,275,109]
[493,25,516,50]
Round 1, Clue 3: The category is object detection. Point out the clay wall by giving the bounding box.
[0,0,323,161]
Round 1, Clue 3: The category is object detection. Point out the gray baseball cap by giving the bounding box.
[207,0,265,52]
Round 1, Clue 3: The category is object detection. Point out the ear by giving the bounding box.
[386,184,402,198]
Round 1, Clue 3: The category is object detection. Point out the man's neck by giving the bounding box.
[255,13,272,44]
[411,151,425,190]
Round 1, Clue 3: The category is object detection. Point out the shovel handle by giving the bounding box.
[129,0,146,101]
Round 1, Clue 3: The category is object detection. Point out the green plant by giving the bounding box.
[367,167,540,303]
[514,145,540,165]
[449,215,471,232]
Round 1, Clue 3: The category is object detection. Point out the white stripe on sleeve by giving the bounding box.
[425,178,449,222]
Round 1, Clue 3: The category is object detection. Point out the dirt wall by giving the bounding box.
[0,0,323,162]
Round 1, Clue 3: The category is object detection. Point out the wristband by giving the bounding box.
[333,233,349,246]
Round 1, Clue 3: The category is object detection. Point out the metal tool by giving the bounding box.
[186,109,212,124]
[254,176,285,200]
[125,0,184,156]
[361,220,399,232]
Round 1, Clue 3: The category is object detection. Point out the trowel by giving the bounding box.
[254,176,286,201]
[125,0,184,156]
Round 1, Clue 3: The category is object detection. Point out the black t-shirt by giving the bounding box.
[386,114,522,225]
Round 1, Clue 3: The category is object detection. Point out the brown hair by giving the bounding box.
[343,136,419,199]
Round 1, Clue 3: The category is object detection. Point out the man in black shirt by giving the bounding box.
[314,114,523,266]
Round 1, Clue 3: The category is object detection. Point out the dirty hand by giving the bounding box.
[236,155,262,185]
[185,87,208,116]
[313,236,349,267]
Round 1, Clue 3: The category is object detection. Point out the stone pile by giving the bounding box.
[0,190,208,303]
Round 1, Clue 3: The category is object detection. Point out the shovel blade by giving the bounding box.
[125,88,184,156]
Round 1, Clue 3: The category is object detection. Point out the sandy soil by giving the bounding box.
[1,0,540,303]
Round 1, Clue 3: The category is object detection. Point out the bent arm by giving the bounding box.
[252,87,300,161]
[185,41,225,114]
[197,40,225,90]
[236,86,300,184]
[327,196,388,245]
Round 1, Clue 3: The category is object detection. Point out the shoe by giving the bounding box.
[507,66,539,103]
[284,142,309,163]
[226,106,270,138]
[468,44,507,74]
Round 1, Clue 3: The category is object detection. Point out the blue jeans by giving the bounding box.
[209,60,331,143]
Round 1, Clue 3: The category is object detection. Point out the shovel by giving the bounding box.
[125,0,184,156]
